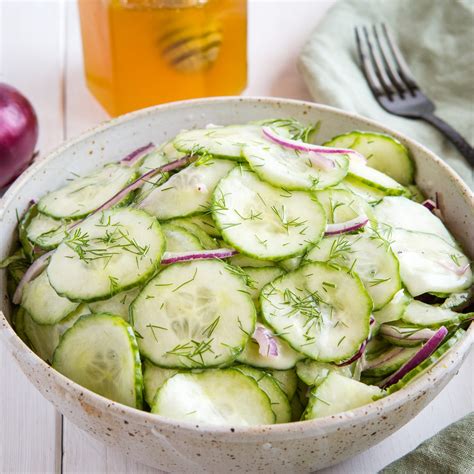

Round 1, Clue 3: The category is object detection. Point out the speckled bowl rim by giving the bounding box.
[1,96,472,440]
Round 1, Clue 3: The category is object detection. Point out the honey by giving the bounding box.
[78,0,247,116]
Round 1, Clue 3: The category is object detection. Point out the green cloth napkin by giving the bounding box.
[379,411,474,473]
[298,0,474,189]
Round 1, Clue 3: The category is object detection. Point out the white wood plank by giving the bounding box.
[0,1,65,472]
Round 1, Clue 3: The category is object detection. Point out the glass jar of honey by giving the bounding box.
[78,0,247,116]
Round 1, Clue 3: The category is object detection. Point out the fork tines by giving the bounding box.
[355,24,418,99]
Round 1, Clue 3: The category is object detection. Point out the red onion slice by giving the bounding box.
[70,155,195,230]
[161,248,238,265]
[336,316,375,367]
[380,326,448,389]
[262,126,367,164]
[422,199,437,212]
[252,323,279,358]
[12,250,53,304]
[325,215,369,236]
[120,143,155,166]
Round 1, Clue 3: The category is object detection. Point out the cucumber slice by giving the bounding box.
[296,359,352,387]
[342,176,386,204]
[151,369,276,426]
[374,196,455,245]
[38,164,138,219]
[363,345,420,377]
[19,203,38,260]
[139,160,235,220]
[348,162,407,196]
[242,266,284,304]
[314,188,376,226]
[88,287,141,321]
[48,208,165,302]
[142,359,178,407]
[401,300,473,327]
[385,329,465,395]
[131,260,256,368]
[261,262,372,362]
[161,223,203,252]
[324,131,414,185]
[26,212,68,250]
[212,166,326,261]
[229,254,276,268]
[243,139,349,191]
[52,313,143,408]
[24,304,90,363]
[406,185,425,203]
[173,125,263,160]
[389,228,472,296]
[303,372,382,420]
[237,323,303,370]
[373,289,411,325]
[21,270,79,325]
[290,393,304,421]
[268,369,298,400]
[279,256,302,272]
[181,213,221,238]
[168,218,218,249]
[441,288,474,311]
[305,230,402,310]
[235,366,291,423]
[138,149,172,173]
[13,307,30,347]
[160,139,187,162]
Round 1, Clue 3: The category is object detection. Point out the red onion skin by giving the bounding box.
[0,83,38,188]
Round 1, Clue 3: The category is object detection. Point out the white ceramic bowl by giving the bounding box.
[1,97,472,473]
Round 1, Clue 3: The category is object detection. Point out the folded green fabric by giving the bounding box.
[379,411,474,473]
[298,0,474,189]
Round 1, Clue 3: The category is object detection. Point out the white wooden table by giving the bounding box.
[0,1,472,472]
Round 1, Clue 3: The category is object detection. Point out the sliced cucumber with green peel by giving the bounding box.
[324,131,414,185]
[168,218,218,249]
[229,254,276,268]
[363,345,420,377]
[373,290,411,325]
[268,369,298,400]
[401,300,473,327]
[38,164,138,219]
[161,223,203,252]
[151,369,276,426]
[131,260,256,368]
[384,329,465,395]
[441,288,474,311]
[305,230,401,310]
[348,162,407,196]
[342,176,386,204]
[303,372,383,420]
[21,271,79,325]
[88,287,141,321]
[374,196,455,245]
[389,228,472,296]
[48,208,165,302]
[279,256,302,272]
[261,262,372,362]
[242,266,284,305]
[290,392,305,421]
[142,359,178,407]
[296,359,352,386]
[52,313,143,408]
[24,305,90,363]
[139,160,235,220]
[235,365,291,423]
[26,212,68,250]
[237,324,303,370]
[314,188,376,226]
[19,203,38,260]
[181,213,221,238]
[212,166,326,261]
[173,125,263,160]
[159,139,187,162]
[243,139,349,191]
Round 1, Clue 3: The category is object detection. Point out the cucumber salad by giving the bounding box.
[2,118,472,427]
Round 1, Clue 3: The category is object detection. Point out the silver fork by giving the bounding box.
[355,23,474,167]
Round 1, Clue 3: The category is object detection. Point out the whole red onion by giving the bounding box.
[0,83,38,188]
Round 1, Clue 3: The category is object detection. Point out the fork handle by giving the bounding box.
[421,113,474,167]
